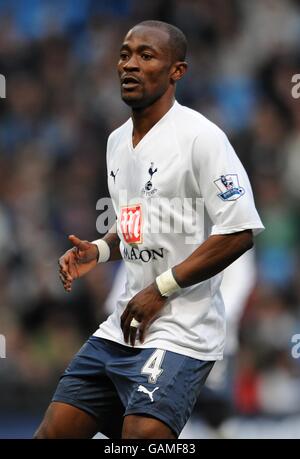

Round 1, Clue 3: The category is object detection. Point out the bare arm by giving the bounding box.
[121,230,253,346]
[101,222,122,261]
[173,229,253,287]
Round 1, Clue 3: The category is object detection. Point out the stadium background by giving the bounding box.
[0,0,300,438]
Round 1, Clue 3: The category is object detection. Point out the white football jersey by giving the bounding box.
[93,101,264,360]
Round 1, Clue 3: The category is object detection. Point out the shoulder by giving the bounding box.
[173,102,228,149]
[107,118,132,152]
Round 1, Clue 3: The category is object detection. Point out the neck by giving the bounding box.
[131,91,175,147]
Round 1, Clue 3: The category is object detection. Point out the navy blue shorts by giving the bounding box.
[52,336,214,437]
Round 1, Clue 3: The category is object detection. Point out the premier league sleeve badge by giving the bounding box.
[214,174,245,201]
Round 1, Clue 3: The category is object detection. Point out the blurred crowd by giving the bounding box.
[0,0,300,426]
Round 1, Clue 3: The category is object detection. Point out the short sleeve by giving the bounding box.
[193,126,264,236]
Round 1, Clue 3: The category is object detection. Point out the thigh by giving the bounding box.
[52,373,124,438]
[122,414,176,439]
[48,337,125,438]
[34,402,99,439]
[117,349,215,438]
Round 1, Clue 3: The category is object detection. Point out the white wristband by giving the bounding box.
[91,239,110,263]
[155,268,181,297]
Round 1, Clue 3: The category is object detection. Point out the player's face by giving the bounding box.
[118,26,174,109]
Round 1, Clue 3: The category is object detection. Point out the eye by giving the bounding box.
[141,53,153,60]
[120,52,129,61]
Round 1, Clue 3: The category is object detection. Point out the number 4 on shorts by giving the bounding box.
[141,349,166,384]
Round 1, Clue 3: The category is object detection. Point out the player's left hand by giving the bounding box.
[120,284,167,347]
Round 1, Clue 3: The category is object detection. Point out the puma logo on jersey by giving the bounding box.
[110,168,119,183]
[137,385,159,402]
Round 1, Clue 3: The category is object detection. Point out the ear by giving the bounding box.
[170,61,188,83]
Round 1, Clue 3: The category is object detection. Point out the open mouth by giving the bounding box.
[121,76,141,89]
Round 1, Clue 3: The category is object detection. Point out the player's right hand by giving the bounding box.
[58,235,99,292]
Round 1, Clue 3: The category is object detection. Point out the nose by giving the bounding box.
[123,54,139,71]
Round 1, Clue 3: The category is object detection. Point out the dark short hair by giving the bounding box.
[135,20,187,62]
